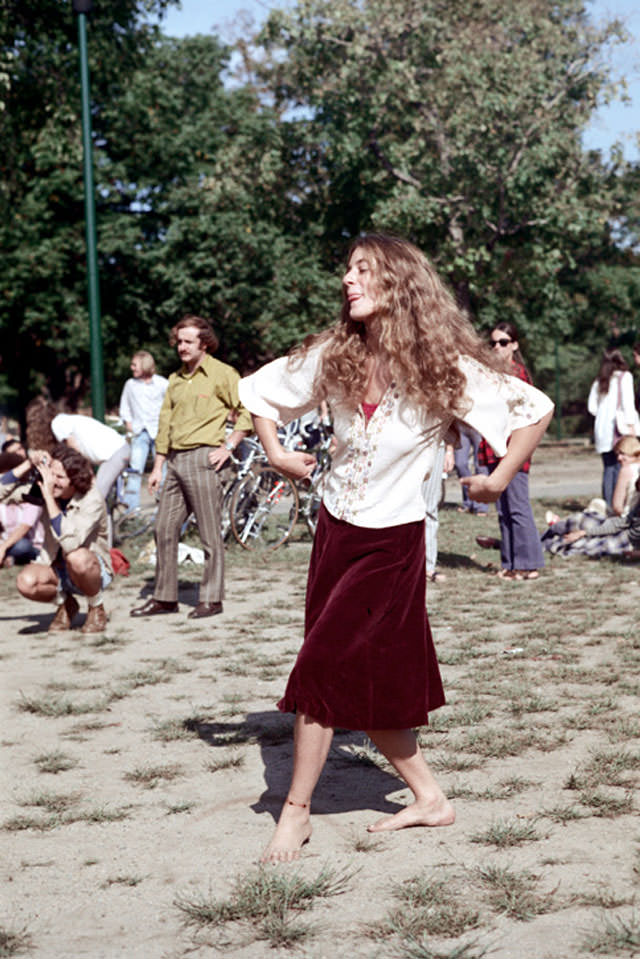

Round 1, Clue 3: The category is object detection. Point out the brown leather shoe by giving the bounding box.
[130,598,179,617]
[82,603,108,634]
[187,601,223,619]
[48,594,80,633]
[476,536,501,550]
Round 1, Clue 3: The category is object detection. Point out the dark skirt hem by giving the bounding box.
[276,694,443,731]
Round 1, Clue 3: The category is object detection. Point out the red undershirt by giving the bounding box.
[362,402,378,424]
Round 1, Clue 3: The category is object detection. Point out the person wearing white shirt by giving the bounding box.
[587,348,638,506]
[118,351,168,510]
[51,413,129,500]
[238,233,554,864]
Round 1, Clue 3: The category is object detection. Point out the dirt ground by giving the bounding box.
[2,441,639,959]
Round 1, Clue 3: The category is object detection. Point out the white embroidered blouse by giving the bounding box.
[239,346,554,529]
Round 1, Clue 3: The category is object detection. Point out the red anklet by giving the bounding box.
[286,798,309,808]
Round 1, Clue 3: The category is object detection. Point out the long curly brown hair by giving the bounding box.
[292,234,499,420]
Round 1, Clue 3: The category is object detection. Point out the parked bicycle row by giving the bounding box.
[107,415,333,553]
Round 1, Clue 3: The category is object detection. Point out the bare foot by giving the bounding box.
[367,796,455,833]
[260,802,312,864]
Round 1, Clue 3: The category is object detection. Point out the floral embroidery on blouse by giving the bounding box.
[334,385,398,522]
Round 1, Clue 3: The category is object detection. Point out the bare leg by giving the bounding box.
[65,548,101,598]
[17,563,59,602]
[365,728,454,832]
[261,712,333,864]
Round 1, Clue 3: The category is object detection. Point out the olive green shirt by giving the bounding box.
[155,354,253,455]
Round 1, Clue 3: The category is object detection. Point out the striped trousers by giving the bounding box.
[154,447,227,604]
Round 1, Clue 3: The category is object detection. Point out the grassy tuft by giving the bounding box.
[582,912,640,954]
[123,764,184,789]
[175,863,352,947]
[0,923,33,957]
[476,864,556,920]
[470,818,541,848]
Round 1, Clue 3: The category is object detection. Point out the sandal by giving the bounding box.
[515,570,539,580]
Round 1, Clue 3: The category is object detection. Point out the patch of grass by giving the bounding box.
[476,864,556,920]
[102,874,145,887]
[369,874,480,943]
[17,692,104,717]
[124,763,184,789]
[579,789,634,818]
[573,887,634,909]
[346,829,384,853]
[175,864,352,948]
[0,923,33,957]
[204,752,245,773]
[3,813,61,832]
[470,817,542,848]
[583,748,640,788]
[430,753,482,773]
[33,751,78,774]
[166,801,195,815]
[582,912,640,954]
[149,717,202,742]
[70,806,132,824]
[475,776,536,801]
[541,803,585,824]
[392,938,486,959]
[18,790,79,814]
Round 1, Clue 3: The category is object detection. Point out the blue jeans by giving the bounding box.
[57,552,112,595]
[601,451,620,508]
[7,538,39,564]
[121,430,154,510]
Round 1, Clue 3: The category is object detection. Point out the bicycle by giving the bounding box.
[228,422,333,551]
[229,466,299,551]
[106,469,157,547]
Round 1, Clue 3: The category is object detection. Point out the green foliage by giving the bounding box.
[256,0,640,388]
[1,0,639,426]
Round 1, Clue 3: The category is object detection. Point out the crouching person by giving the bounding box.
[1,444,112,634]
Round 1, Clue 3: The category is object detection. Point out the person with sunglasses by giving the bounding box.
[478,322,545,581]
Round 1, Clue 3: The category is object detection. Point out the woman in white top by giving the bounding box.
[587,349,637,506]
[239,234,553,863]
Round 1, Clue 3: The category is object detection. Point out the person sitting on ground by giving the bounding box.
[541,436,640,559]
[2,437,27,459]
[0,452,44,567]
[1,444,112,633]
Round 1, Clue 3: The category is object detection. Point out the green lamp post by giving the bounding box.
[72,0,105,421]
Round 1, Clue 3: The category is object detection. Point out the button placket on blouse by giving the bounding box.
[336,392,395,522]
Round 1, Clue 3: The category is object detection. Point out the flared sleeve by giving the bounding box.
[239,347,324,425]
[458,356,554,457]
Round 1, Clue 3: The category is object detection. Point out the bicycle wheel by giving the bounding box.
[114,505,156,543]
[220,481,236,542]
[230,467,299,551]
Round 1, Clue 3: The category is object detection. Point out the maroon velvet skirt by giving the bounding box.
[277,505,445,730]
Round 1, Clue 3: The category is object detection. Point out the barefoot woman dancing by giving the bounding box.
[239,234,553,862]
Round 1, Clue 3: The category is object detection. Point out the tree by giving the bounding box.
[255,0,638,389]
[0,0,171,415]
